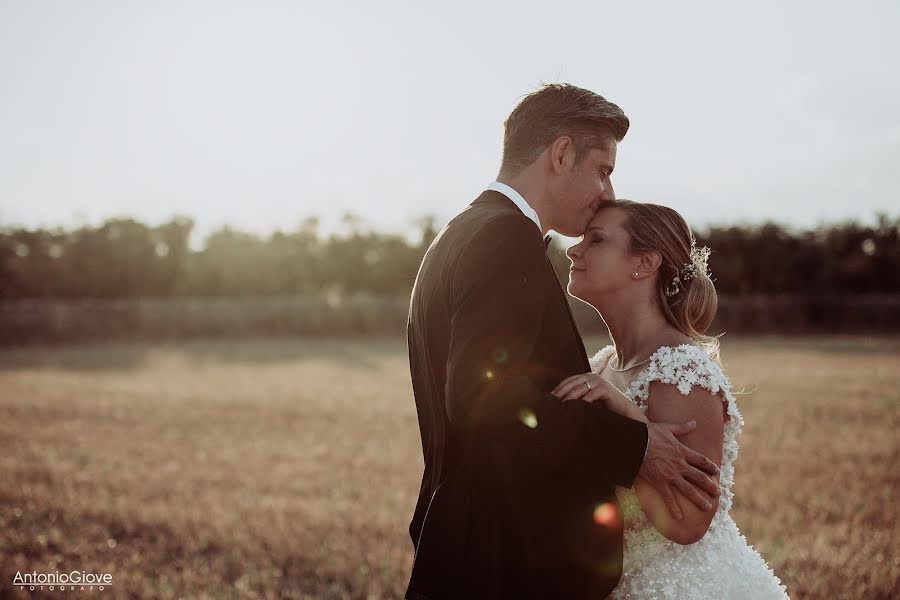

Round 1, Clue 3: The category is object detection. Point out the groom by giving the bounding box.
[405,84,720,599]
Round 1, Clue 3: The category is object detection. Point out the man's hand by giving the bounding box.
[637,421,720,520]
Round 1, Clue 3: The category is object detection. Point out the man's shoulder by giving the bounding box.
[416,191,544,290]
[444,191,542,249]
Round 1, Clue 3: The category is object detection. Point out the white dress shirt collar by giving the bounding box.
[486,181,542,233]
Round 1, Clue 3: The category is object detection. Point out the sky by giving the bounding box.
[1,0,898,247]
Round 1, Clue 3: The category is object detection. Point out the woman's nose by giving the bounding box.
[566,243,581,261]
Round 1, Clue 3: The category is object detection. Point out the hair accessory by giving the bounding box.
[665,242,712,298]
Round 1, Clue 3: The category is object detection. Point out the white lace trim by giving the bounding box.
[590,343,742,429]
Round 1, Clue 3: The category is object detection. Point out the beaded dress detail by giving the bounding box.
[589,344,789,599]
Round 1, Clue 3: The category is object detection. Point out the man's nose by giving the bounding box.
[600,181,615,201]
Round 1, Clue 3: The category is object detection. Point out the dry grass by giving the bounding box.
[0,336,897,599]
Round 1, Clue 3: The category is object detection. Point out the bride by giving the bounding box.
[552,200,789,599]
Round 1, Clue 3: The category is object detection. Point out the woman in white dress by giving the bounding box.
[552,200,789,599]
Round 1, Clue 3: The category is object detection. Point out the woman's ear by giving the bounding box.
[638,250,663,275]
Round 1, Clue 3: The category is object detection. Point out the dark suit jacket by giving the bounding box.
[405,190,649,600]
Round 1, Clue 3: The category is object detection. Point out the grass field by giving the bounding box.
[1,336,898,599]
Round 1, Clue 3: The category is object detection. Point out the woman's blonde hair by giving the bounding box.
[612,200,721,362]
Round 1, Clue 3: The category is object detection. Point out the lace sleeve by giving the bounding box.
[632,344,741,425]
[588,345,613,374]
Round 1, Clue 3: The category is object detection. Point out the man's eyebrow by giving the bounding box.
[597,161,614,174]
[586,226,606,233]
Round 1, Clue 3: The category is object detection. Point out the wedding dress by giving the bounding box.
[589,344,789,599]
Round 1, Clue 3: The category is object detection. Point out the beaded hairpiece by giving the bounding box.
[665,243,712,298]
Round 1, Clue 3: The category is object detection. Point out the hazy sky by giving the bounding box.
[1,0,898,246]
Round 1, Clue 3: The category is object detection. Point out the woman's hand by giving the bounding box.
[552,373,645,422]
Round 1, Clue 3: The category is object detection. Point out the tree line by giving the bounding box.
[1,213,897,299]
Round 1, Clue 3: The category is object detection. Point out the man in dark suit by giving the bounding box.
[405,84,720,599]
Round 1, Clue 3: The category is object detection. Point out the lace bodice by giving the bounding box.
[589,344,789,599]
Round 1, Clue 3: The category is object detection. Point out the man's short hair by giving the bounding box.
[501,83,629,174]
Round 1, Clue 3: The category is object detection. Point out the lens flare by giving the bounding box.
[593,502,619,528]
[517,408,538,429]
[492,348,509,364]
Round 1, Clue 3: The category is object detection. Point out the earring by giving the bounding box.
[633,272,639,278]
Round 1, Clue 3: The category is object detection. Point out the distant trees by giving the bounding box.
[0,217,193,298]
[1,213,897,299]
[698,214,900,295]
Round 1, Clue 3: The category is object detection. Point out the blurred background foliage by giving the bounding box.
[0,215,438,299]
[1,213,897,298]
[1,213,898,343]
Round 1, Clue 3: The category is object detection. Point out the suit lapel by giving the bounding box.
[476,189,590,372]
[542,256,590,372]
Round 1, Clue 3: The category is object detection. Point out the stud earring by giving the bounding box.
[633,272,639,278]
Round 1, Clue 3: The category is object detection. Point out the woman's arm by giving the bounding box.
[553,374,648,423]
[635,380,726,545]
[552,371,723,519]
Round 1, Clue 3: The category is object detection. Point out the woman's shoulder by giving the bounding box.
[643,342,730,397]
[642,341,744,430]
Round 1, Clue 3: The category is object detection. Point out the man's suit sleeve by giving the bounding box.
[446,213,648,488]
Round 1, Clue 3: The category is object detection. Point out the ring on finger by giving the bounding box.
[584,381,592,391]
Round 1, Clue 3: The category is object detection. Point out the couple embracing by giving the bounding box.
[405,84,788,599]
